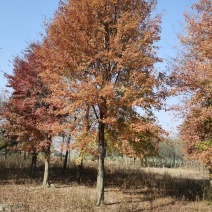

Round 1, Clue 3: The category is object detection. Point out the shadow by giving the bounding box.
[0,159,211,202]
[105,201,122,206]
[104,166,211,201]
[133,201,177,212]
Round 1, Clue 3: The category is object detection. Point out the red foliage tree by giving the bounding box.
[3,43,60,186]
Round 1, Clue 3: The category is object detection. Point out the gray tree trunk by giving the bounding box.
[42,156,49,187]
[42,139,51,187]
[96,119,105,206]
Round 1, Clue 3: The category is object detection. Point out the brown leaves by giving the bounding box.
[2,0,166,159]
[171,0,212,170]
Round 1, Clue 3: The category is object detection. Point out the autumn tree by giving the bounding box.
[171,0,212,180]
[41,0,164,205]
[3,43,60,185]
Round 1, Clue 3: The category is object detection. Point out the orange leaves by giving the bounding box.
[171,0,212,170]
[2,0,166,161]
[171,0,212,97]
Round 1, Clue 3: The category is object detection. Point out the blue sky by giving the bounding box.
[0,0,196,135]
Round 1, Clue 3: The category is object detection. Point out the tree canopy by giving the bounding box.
[170,0,212,173]
[39,0,164,205]
[2,0,167,205]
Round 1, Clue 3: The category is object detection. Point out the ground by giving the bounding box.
[0,183,211,211]
[0,159,211,211]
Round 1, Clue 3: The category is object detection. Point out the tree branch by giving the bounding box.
[92,105,99,120]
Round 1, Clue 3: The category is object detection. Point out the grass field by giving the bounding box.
[0,155,211,211]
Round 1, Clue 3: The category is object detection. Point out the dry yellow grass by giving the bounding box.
[0,184,211,212]
[0,156,211,211]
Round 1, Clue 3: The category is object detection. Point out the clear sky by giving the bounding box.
[0,0,197,135]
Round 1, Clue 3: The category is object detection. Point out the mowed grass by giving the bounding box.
[0,155,211,211]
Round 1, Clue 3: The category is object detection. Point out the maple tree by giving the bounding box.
[39,0,165,205]
[170,0,212,180]
[3,43,60,185]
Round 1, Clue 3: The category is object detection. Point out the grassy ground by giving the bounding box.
[0,155,211,211]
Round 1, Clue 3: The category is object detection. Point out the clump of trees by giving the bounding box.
[158,139,184,168]
[1,0,166,206]
[1,0,211,207]
[170,0,212,180]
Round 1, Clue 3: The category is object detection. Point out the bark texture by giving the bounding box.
[42,156,50,187]
[96,118,105,206]
[42,140,51,187]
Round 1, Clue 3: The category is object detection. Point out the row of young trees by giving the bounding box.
[170,0,212,179]
[1,0,166,206]
[0,0,211,205]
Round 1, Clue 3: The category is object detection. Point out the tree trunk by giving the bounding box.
[42,139,51,187]
[77,152,83,184]
[63,138,70,174]
[96,120,105,206]
[30,151,37,178]
[173,152,176,168]
[4,150,7,160]
[140,157,143,166]
[209,168,212,187]
[63,149,69,174]
[24,150,27,160]
[143,158,147,167]
[60,135,65,161]
[42,156,49,187]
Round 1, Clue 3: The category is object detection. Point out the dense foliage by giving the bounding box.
[171,0,212,174]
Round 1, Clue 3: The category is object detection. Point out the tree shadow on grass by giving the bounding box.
[104,167,211,201]
[0,160,211,202]
[105,188,177,211]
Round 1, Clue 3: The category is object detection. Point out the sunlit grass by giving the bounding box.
[0,154,211,211]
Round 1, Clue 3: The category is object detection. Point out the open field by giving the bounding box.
[0,156,211,211]
[0,183,211,212]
